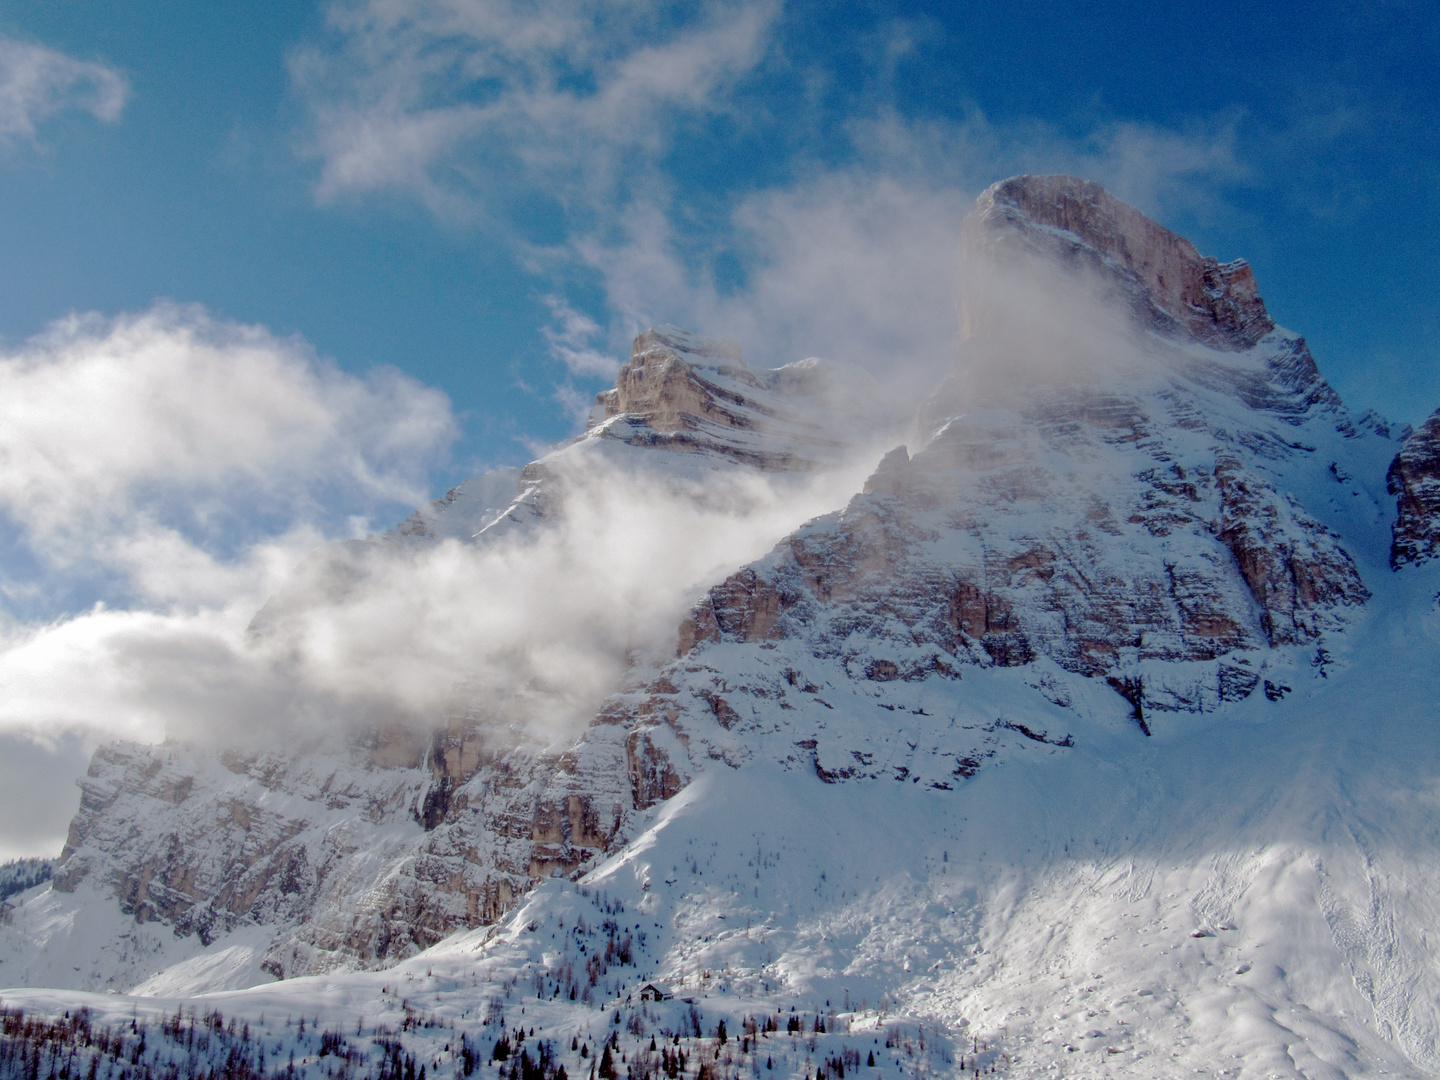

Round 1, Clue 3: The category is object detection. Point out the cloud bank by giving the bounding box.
[0,297,888,859]
[0,303,454,608]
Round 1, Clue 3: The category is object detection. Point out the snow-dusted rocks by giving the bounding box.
[1388,408,1440,567]
[621,177,1377,784]
[43,710,636,982]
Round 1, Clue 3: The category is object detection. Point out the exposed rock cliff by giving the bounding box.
[586,326,890,471]
[602,177,1380,792]
[50,712,635,979]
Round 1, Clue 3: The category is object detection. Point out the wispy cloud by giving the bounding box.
[541,295,622,379]
[0,302,460,854]
[0,35,126,147]
[293,0,777,215]
[561,109,1256,406]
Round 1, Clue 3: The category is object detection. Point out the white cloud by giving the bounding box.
[0,302,454,600]
[0,435,881,784]
[0,35,126,147]
[228,450,883,742]
[542,295,622,379]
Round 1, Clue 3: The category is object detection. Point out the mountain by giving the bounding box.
[3,176,1439,1079]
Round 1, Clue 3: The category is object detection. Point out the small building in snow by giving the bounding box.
[638,982,673,1001]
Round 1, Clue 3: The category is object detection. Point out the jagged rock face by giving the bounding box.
[604,179,1375,786]
[963,175,1274,352]
[594,328,750,434]
[653,374,1367,744]
[1388,409,1440,567]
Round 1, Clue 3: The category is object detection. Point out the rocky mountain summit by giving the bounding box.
[962,175,1274,352]
[586,325,890,470]
[5,176,1439,1069]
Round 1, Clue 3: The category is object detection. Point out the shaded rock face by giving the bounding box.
[964,175,1274,352]
[1389,409,1440,568]
[1215,455,1371,643]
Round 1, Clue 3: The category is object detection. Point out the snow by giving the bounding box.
[0,881,277,996]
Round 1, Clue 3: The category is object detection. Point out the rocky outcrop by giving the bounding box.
[1388,408,1440,567]
[1215,456,1370,643]
[51,711,638,978]
[593,328,751,433]
[656,377,1367,728]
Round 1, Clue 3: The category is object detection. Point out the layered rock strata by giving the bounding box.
[585,326,888,471]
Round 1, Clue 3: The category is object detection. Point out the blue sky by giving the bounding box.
[0,0,1435,856]
[2,0,1436,468]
